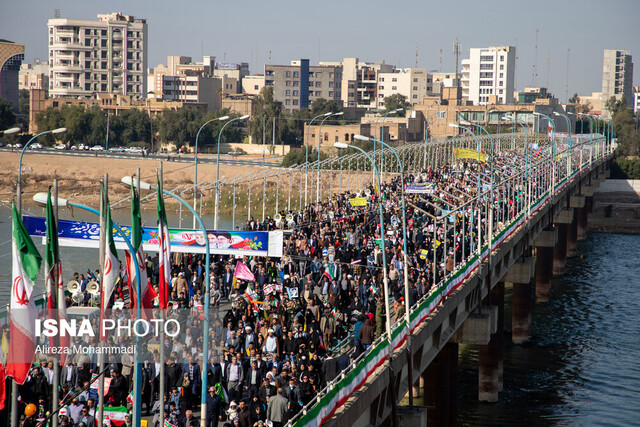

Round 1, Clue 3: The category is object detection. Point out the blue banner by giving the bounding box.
[23,215,283,257]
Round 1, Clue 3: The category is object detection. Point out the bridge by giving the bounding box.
[247,131,611,427]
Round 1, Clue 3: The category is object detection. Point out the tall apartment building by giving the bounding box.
[601,49,633,109]
[376,68,431,108]
[461,46,516,105]
[47,12,147,99]
[147,56,221,110]
[320,58,395,109]
[214,62,250,96]
[265,60,342,112]
[0,40,25,111]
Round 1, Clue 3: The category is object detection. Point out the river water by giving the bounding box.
[458,232,640,426]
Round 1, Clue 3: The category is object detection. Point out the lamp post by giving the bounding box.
[1,127,20,135]
[354,133,414,404]
[215,115,249,229]
[193,115,230,228]
[503,115,532,220]
[380,108,402,179]
[334,141,398,423]
[554,112,573,176]
[449,124,483,266]
[105,112,110,151]
[17,128,67,210]
[121,175,212,427]
[534,112,556,189]
[305,112,332,206]
[32,185,143,427]
[316,112,343,203]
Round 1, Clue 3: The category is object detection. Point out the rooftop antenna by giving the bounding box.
[415,46,418,68]
[546,51,550,89]
[533,29,539,86]
[453,40,461,85]
[439,48,443,72]
[268,50,271,64]
[565,49,570,103]
[54,8,60,18]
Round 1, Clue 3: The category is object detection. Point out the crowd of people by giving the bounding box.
[16,145,556,427]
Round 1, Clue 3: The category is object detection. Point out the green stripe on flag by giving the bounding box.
[13,203,42,283]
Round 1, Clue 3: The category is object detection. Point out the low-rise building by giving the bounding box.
[19,60,49,91]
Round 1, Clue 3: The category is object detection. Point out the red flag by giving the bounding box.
[157,176,171,309]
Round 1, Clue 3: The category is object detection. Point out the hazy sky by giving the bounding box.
[3,0,639,102]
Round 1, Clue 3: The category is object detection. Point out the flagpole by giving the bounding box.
[158,162,166,427]
[12,152,21,427]
[52,179,60,427]
[133,168,143,427]
[98,174,107,426]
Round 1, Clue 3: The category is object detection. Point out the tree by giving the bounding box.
[0,98,16,130]
[568,93,580,104]
[383,94,410,116]
[605,96,627,117]
[18,89,30,116]
[310,98,343,116]
[249,87,287,146]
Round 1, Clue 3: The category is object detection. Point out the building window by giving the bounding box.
[254,85,259,90]
[413,86,418,90]
[480,64,493,70]
[499,65,504,70]
[329,82,334,88]
[315,91,321,96]
[285,99,290,105]
[329,72,334,78]
[392,78,397,82]
[329,91,333,97]
[293,99,298,105]
[413,78,418,82]
[293,90,299,96]
[293,71,299,77]
[379,86,384,90]
[315,82,321,87]
[286,90,291,96]
[480,55,493,62]
[392,86,397,90]
[379,77,384,82]
[286,81,291,86]
[293,81,299,87]
[316,72,322,77]
[286,71,291,77]
[499,81,504,86]
[413,95,417,99]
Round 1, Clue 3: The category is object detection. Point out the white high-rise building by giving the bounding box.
[376,68,431,108]
[48,12,147,99]
[461,46,516,105]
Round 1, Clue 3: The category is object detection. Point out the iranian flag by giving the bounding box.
[100,185,119,342]
[7,203,42,385]
[156,176,171,309]
[103,406,128,426]
[45,190,70,362]
[125,182,155,315]
[323,264,336,281]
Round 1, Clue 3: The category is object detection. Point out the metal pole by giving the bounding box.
[105,113,110,151]
[216,116,248,229]
[133,168,143,427]
[97,174,107,427]
[159,163,166,427]
[52,179,60,427]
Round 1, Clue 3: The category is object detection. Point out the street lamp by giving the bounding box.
[354,133,414,403]
[334,141,394,368]
[121,175,213,427]
[316,112,343,203]
[379,108,403,179]
[1,127,21,135]
[305,112,332,206]
[449,123,483,265]
[215,115,249,229]
[17,127,67,210]
[193,115,230,228]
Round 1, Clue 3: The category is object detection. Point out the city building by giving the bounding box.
[47,12,147,99]
[517,87,552,104]
[265,60,342,112]
[461,46,516,106]
[634,86,640,114]
[214,62,250,96]
[430,72,459,98]
[242,74,265,95]
[147,56,222,110]
[0,39,25,111]
[601,49,633,113]
[321,58,394,109]
[376,68,432,108]
[19,60,49,91]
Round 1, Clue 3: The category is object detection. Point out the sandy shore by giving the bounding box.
[0,152,273,210]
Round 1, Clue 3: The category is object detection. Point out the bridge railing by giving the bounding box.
[287,133,611,427]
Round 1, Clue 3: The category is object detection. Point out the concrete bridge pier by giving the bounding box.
[566,209,578,258]
[503,258,535,344]
[534,228,557,304]
[478,283,504,402]
[423,342,458,427]
[571,195,587,241]
[552,209,573,276]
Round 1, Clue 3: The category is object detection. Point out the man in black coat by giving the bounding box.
[205,386,222,427]
[320,352,339,387]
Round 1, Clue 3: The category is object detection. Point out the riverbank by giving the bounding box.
[588,179,640,234]
[0,152,275,213]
